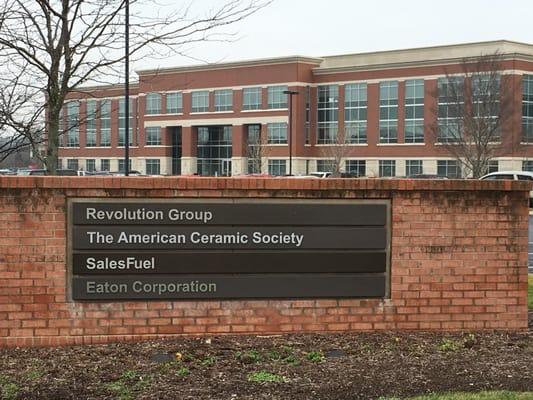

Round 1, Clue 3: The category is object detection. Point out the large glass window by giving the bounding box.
[438,77,464,142]
[379,81,398,143]
[379,160,396,177]
[145,93,161,115]
[67,159,78,170]
[268,159,286,176]
[267,85,288,109]
[247,125,262,173]
[317,85,339,144]
[405,79,424,143]
[345,83,367,144]
[316,160,335,172]
[345,160,366,177]
[100,159,110,172]
[146,159,161,175]
[242,87,262,110]
[166,92,182,114]
[405,160,423,176]
[523,160,533,172]
[522,75,533,142]
[66,101,79,147]
[146,127,162,146]
[487,160,499,173]
[197,126,232,176]
[86,100,97,147]
[192,91,209,112]
[118,98,133,146]
[214,89,233,112]
[437,160,461,178]
[100,100,111,147]
[86,159,96,172]
[267,123,287,144]
[472,74,500,141]
[118,159,132,173]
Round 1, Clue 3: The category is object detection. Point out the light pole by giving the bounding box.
[124,0,130,176]
[283,90,299,176]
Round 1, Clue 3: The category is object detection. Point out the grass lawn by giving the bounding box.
[400,391,533,400]
[529,275,533,310]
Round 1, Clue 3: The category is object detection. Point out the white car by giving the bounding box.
[480,170,533,206]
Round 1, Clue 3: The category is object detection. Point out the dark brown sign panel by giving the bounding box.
[72,274,386,300]
[69,199,390,300]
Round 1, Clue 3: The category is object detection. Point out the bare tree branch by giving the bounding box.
[0,0,271,174]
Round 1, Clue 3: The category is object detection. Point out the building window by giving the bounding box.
[473,74,500,141]
[166,92,182,114]
[86,159,96,172]
[345,160,366,177]
[242,87,262,110]
[100,159,110,172]
[67,159,78,170]
[247,125,261,174]
[118,159,132,173]
[267,85,288,109]
[305,86,311,144]
[145,93,161,115]
[214,89,233,112]
[86,100,97,147]
[146,127,162,146]
[118,98,134,147]
[317,85,339,144]
[197,126,233,176]
[379,81,398,143]
[522,75,533,142]
[437,160,461,178]
[267,123,287,144]
[146,159,160,175]
[345,83,367,144]
[100,100,111,147]
[487,160,499,173]
[379,160,396,177]
[438,77,464,142]
[405,160,423,177]
[405,79,424,143]
[66,101,79,147]
[523,160,533,172]
[268,159,286,176]
[192,91,209,112]
[316,160,335,172]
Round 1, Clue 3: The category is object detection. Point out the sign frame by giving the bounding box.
[67,197,391,301]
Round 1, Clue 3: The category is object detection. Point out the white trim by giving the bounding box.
[139,83,308,96]
[144,116,288,128]
[376,143,426,146]
[144,145,171,148]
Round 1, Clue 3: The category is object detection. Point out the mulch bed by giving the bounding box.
[1,326,532,400]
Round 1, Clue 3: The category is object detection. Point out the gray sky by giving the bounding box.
[137,0,533,71]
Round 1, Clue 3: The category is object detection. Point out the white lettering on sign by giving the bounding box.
[168,209,213,223]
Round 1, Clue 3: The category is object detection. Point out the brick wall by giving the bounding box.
[0,176,530,347]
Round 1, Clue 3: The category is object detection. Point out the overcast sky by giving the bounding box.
[136,0,533,71]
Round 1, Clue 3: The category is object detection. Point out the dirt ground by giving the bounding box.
[1,318,532,400]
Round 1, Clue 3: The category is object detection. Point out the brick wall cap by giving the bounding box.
[0,176,530,192]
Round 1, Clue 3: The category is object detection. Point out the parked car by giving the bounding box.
[407,174,448,179]
[17,169,83,176]
[480,170,533,206]
[309,172,332,178]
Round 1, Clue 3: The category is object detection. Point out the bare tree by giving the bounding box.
[0,0,270,173]
[431,52,514,178]
[318,132,352,177]
[246,126,269,174]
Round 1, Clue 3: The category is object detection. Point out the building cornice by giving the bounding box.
[136,56,323,76]
[314,40,533,74]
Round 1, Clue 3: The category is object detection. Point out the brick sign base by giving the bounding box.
[0,177,530,347]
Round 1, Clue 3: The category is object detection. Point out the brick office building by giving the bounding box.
[58,40,533,177]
